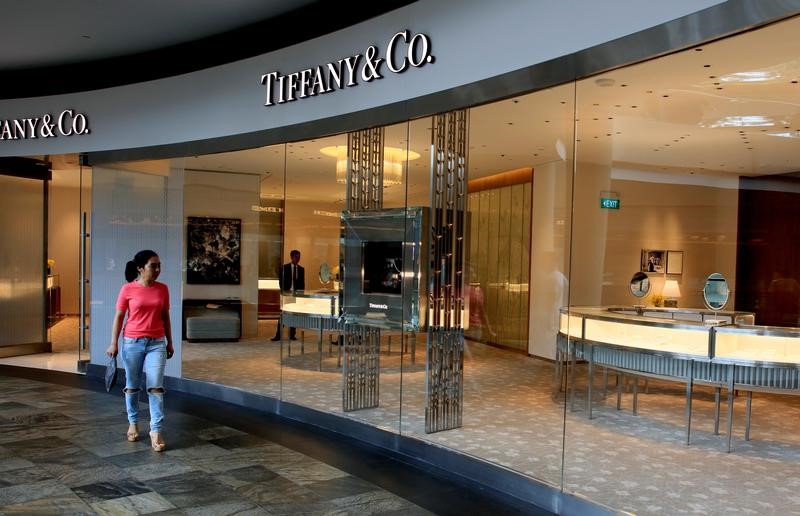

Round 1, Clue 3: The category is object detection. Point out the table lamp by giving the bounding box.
[662,279,681,308]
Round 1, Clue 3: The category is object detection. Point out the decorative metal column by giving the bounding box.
[342,323,381,411]
[347,127,384,212]
[426,109,468,433]
[342,127,384,412]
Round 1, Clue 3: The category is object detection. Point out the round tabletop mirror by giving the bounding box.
[629,271,651,298]
[319,262,332,285]
[703,272,729,311]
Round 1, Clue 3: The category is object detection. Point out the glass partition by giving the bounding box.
[181,146,284,398]
[399,85,576,488]
[563,15,800,513]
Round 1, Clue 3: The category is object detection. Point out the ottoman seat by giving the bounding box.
[184,304,241,341]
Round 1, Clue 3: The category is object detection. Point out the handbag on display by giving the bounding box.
[105,355,118,392]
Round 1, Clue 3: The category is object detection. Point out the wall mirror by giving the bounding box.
[629,271,651,298]
[319,262,332,286]
[703,273,730,311]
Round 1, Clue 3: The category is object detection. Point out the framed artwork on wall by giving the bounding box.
[641,249,666,274]
[666,250,684,275]
[187,216,242,284]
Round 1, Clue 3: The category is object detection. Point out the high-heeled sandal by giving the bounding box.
[127,423,139,442]
[149,431,166,452]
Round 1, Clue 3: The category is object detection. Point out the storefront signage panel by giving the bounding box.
[260,30,434,107]
[0,109,90,142]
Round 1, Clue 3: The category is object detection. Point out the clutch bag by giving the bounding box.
[105,355,118,392]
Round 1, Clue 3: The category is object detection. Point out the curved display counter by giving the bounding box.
[556,306,800,451]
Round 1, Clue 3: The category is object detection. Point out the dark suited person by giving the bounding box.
[272,250,305,341]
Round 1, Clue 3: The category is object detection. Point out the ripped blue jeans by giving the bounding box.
[121,336,166,432]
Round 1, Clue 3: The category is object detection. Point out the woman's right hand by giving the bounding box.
[106,343,118,358]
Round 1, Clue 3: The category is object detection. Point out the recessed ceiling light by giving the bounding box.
[594,78,615,87]
[720,71,779,83]
[705,115,775,128]
[766,131,800,139]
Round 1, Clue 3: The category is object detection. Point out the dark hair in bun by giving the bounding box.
[125,250,158,282]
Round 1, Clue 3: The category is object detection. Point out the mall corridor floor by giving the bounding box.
[0,366,545,515]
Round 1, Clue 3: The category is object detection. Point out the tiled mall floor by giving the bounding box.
[0,367,543,515]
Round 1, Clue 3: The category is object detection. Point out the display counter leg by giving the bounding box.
[726,364,735,452]
[685,360,694,446]
[587,349,594,419]
[569,342,577,412]
[552,340,563,399]
[745,390,752,441]
[318,326,323,371]
[301,330,305,354]
[713,387,721,435]
[616,373,623,410]
[632,376,639,416]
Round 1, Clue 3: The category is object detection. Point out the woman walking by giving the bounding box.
[106,250,174,452]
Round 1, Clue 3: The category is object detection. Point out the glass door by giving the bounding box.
[40,154,92,373]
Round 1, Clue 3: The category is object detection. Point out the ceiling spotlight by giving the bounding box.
[594,78,615,87]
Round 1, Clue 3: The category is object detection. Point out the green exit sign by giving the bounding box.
[600,197,620,209]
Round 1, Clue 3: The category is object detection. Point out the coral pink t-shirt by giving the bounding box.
[116,281,170,338]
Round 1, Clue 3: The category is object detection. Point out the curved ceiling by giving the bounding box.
[0,0,414,98]
[0,1,313,71]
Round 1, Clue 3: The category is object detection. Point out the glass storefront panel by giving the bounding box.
[279,134,348,412]
[181,147,282,397]
[563,16,800,514]
[401,85,576,488]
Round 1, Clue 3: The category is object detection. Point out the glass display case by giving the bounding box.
[341,207,427,331]
[279,290,343,371]
[558,306,800,449]
[714,325,800,365]
[280,291,339,317]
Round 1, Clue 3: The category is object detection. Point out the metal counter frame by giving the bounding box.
[280,310,345,371]
[556,307,800,452]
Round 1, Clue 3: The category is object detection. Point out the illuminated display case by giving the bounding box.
[713,325,800,365]
[559,307,799,365]
[281,291,339,317]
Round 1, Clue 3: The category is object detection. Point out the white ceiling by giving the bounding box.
[0,0,314,71]
[176,15,800,203]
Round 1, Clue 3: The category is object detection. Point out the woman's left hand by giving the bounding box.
[166,342,175,359]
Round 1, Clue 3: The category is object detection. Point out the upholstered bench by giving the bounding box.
[184,304,241,341]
